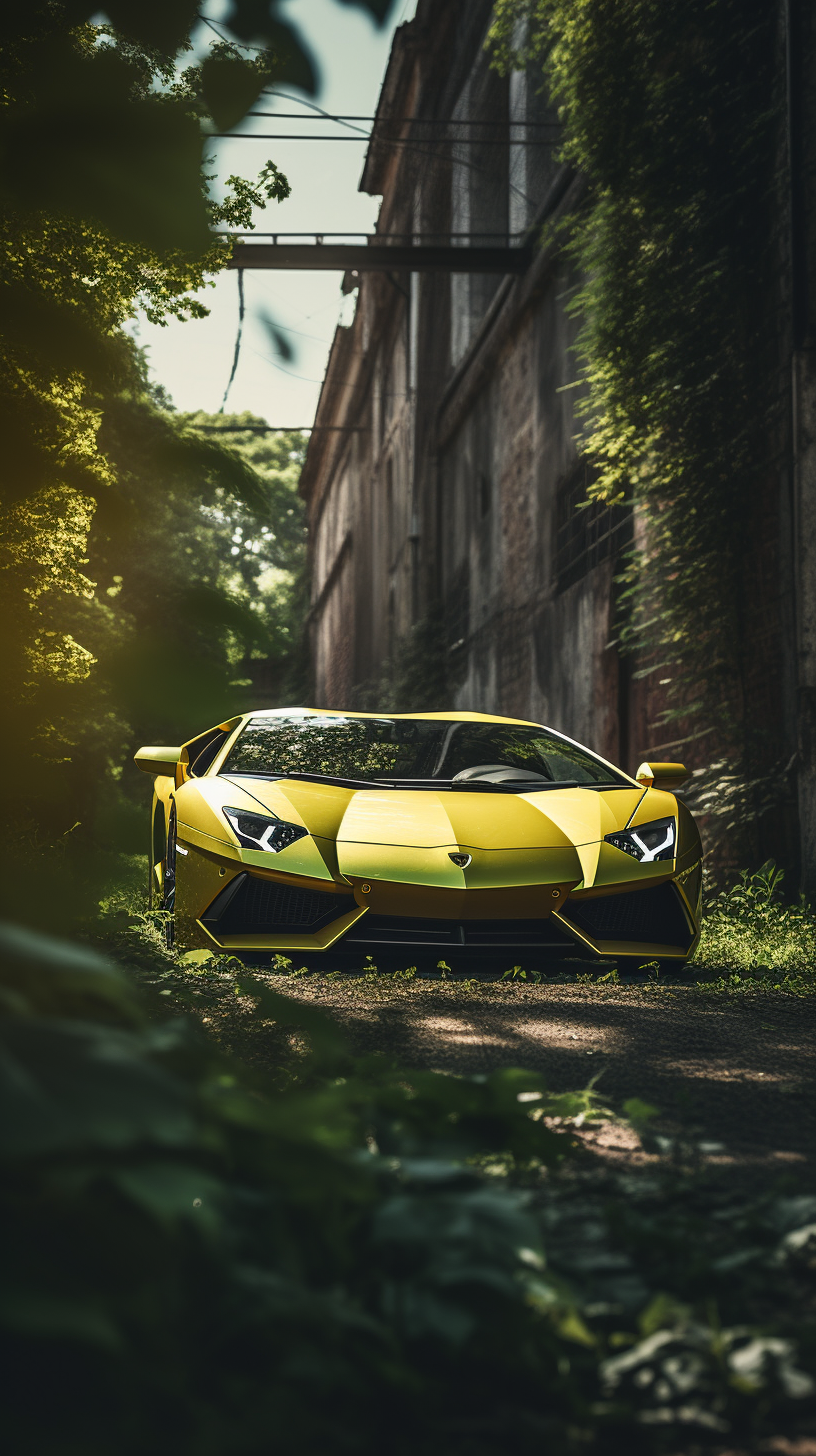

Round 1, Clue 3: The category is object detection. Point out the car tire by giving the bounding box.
[162,802,177,948]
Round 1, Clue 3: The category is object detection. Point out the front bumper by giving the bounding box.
[190,861,701,963]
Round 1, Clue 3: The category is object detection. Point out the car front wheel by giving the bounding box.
[162,803,177,947]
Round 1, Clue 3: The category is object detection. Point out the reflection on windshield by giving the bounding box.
[220,715,625,787]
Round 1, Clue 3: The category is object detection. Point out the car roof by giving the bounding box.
[242,707,544,727]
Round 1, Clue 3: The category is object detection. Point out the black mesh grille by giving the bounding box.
[343,915,576,949]
[563,882,692,948]
[204,874,354,935]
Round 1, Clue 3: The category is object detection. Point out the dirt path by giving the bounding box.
[269,978,816,1174]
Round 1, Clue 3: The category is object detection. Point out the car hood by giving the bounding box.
[177,776,692,894]
[217,776,646,848]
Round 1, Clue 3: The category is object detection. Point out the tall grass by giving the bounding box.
[695,861,816,989]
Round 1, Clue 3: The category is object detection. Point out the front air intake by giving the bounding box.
[202,873,354,935]
[563,882,693,948]
[342,915,576,950]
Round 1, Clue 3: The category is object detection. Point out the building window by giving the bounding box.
[555,459,632,591]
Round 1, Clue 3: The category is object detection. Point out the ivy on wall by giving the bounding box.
[488,0,785,843]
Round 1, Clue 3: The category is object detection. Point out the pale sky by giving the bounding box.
[132,0,418,424]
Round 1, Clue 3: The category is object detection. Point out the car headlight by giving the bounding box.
[223,807,308,853]
[605,816,675,863]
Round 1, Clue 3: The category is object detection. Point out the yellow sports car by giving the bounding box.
[136,708,702,971]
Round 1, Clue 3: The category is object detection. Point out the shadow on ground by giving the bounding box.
[277,980,816,1173]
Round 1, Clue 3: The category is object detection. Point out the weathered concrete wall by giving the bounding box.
[309,455,354,706]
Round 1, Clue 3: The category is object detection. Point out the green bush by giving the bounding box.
[695,861,816,984]
[0,922,589,1456]
[3,921,815,1453]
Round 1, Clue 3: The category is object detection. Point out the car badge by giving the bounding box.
[449,852,472,868]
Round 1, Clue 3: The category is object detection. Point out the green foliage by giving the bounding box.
[538,1171,816,1443]
[91,408,308,748]
[0,1,404,934]
[695,860,816,986]
[0,383,306,925]
[352,609,449,711]
[488,0,783,840]
[4,921,815,1454]
[0,6,303,928]
[0,922,584,1456]
[179,415,307,578]
[502,964,542,984]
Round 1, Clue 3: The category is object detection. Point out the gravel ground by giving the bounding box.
[253,976,816,1175]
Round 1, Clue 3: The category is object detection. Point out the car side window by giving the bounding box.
[188,729,231,777]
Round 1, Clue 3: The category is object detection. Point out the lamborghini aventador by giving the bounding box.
[135,709,702,969]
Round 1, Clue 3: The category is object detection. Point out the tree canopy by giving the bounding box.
[0,0,393,926]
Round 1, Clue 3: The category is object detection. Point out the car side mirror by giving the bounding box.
[134,746,182,777]
[635,761,688,791]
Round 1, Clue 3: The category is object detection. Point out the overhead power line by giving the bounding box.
[223,87,543,210]
[195,424,366,433]
[244,113,558,126]
[208,132,555,142]
[213,231,528,241]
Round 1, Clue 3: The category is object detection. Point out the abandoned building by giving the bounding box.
[297,0,816,876]
[300,2,635,746]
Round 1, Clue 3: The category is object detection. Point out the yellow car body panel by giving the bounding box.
[521,786,646,849]
[342,878,575,922]
[338,843,580,894]
[332,787,579,851]
[140,707,703,964]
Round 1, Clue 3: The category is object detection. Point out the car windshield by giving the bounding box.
[220,715,626,787]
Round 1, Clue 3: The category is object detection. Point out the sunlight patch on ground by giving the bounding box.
[654,1061,808,1083]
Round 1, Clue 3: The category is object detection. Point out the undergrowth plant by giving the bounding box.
[5,918,815,1454]
[695,860,816,987]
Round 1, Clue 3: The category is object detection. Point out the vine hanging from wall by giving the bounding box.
[488,0,786,851]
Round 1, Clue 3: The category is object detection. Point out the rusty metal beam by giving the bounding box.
[227,243,533,273]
